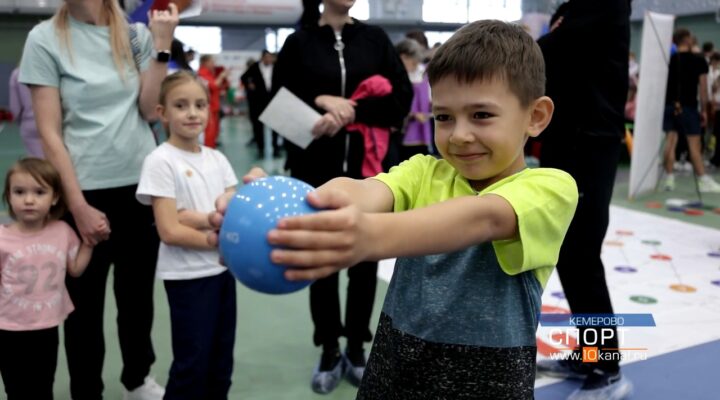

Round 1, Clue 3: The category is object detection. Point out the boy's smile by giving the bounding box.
[432,76,552,190]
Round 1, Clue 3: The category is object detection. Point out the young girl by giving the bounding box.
[0,157,93,399]
[136,71,238,399]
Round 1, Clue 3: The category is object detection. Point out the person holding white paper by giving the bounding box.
[272,0,412,394]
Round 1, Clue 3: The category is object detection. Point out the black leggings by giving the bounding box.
[310,262,378,350]
[0,327,58,400]
[541,134,622,372]
[63,184,160,399]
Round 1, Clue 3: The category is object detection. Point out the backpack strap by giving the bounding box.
[128,23,142,71]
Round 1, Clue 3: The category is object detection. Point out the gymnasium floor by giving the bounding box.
[1,117,719,399]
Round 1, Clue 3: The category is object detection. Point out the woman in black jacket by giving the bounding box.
[272,0,412,394]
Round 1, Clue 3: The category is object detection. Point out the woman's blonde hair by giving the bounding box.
[55,0,135,80]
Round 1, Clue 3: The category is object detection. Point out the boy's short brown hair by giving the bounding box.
[426,20,545,107]
[3,157,65,221]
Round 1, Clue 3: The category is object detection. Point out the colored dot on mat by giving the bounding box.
[713,208,720,214]
[630,295,658,304]
[667,206,686,212]
[651,254,672,261]
[708,252,720,258]
[615,266,637,273]
[711,280,720,287]
[616,230,634,236]
[551,291,565,299]
[670,284,697,293]
[604,241,624,247]
[684,209,705,216]
[645,202,662,209]
[642,240,661,246]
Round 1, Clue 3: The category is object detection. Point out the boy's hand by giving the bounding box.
[207,167,268,247]
[267,189,374,281]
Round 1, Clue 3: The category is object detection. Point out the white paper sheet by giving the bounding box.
[259,87,320,149]
[179,0,203,19]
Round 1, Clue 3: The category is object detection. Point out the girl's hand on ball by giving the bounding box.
[207,167,268,248]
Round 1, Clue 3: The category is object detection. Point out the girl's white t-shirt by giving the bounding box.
[136,143,238,280]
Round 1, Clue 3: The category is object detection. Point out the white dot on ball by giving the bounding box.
[257,204,263,209]
[269,196,275,201]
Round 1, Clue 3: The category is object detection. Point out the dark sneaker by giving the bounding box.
[343,349,367,387]
[311,349,345,394]
[568,370,633,400]
[536,358,593,380]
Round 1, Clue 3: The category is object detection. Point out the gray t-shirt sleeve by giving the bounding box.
[19,25,60,87]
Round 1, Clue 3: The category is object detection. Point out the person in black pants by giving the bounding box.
[63,186,160,398]
[272,0,412,394]
[536,1,634,399]
[241,50,281,158]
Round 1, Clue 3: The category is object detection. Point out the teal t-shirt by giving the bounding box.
[19,17,156,190]
[372,155,578,347]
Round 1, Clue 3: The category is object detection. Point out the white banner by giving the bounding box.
[629,12,674,199]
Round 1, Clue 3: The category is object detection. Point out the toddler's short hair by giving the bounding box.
[3,157,65,221]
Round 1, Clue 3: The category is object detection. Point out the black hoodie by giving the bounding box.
[538,0,631,139]
[272,19,413,187]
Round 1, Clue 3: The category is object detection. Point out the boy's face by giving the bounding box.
[431,76,551,190]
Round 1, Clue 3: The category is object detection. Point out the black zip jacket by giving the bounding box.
[272,19,413,186]
[538,0,631,139]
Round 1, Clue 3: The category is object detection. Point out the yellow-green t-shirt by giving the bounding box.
[374,154,578,288]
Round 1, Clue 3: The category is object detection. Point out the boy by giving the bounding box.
[217,20,578,399]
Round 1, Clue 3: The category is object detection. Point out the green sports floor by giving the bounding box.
[1,117,719,399]
[0,118,389,399]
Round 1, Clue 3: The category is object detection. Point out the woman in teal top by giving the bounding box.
[19,1,178,398]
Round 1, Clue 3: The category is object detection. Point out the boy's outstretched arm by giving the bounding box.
[270,190,516,281]
[206,173,393,247]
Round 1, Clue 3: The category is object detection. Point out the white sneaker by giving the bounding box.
[699,175,720,193]
[123,376,165,400]
[663,174,675,191]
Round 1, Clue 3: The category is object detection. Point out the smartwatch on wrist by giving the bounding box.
[152,49,171,63]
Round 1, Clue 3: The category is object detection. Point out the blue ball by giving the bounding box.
[219,176,316,294]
